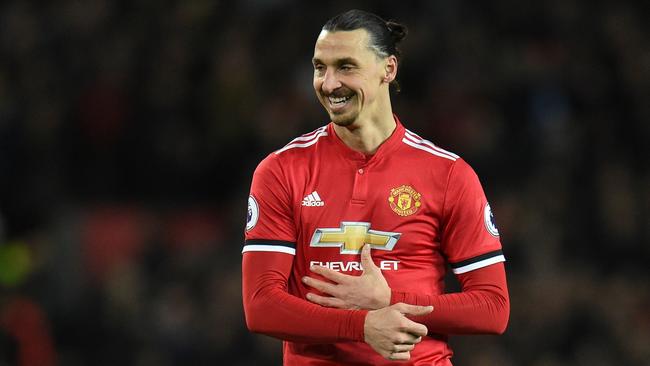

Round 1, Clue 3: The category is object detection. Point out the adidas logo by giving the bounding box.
[302,191,325,207]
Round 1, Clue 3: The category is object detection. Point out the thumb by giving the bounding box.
[361,244,379,273]
[394,302,434,316]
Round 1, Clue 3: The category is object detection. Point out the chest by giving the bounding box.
[291,154,448,264]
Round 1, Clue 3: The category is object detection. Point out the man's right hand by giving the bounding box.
[363,303,433,361]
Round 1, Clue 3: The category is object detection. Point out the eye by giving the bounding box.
[313,64,325,75]
[340,64,354,71]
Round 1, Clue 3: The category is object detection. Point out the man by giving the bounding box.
[242,9,509,365]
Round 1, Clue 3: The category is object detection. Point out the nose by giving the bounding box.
[320,69,341,95]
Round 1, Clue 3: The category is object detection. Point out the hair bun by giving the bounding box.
[386,21,408,42]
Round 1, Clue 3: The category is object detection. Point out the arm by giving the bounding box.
[242,156,367,342]
[425,158,509,334]
[242,250,367,343]
[303,245,509,334]
[243,250,432,360]
[391,262,509,334]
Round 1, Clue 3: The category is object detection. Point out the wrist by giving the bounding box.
[362,309,377,342]
[374,287,391,309]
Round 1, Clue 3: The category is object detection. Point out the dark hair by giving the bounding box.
[322,9,408,91]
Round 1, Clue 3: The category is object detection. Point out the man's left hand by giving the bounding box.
[302,244,391,310]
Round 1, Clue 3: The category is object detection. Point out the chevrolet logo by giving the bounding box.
[310,222,401,254]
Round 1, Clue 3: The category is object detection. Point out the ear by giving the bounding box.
[383,55,398,84]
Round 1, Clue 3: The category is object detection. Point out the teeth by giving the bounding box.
[328,96,351,105]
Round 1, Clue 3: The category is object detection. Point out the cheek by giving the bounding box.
[357,80,372,98]
[313,79,322,94]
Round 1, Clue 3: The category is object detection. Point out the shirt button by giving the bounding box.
[358,168,364,174]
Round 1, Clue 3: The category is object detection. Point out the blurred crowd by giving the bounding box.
[0,0,648,365]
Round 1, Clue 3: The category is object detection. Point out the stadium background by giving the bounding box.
[0,0,648,365]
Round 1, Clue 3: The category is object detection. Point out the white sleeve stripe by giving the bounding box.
[275,131,328,154]
[404,130,460,159]
[402,138,457,161]
[242,245,296,255]
[287,126,327,143]
[452,255,505,274]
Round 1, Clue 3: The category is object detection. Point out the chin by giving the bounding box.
[330,114,357,127]
[328,108,359,126]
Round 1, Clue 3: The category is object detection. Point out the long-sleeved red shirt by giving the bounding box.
[243,118,509,365]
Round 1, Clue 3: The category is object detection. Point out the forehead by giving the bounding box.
[313,29,374,61]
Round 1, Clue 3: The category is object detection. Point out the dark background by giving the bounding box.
[0,0,648,365]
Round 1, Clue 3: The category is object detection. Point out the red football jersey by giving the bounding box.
[243,116,505,365]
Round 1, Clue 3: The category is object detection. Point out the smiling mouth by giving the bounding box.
[327,95,353,108]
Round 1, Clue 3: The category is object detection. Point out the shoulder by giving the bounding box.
[254,124,329,179]
[400,128,461,166]
[273,125,329,156]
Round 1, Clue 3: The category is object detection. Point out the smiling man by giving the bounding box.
[242,9,510,366]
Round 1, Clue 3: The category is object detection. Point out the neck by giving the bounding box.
[333,111,396,154]
[333,92,396,154]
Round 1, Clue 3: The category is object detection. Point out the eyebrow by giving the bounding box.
[312,57,360,66]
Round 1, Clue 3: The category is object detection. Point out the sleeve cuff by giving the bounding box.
[350,309,369,342]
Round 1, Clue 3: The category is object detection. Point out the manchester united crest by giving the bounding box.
[388,185,422,216]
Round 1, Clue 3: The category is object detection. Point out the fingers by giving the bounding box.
[389,304,430,337]
[360,244,379,273]
[387,351,411,361]
[394,303,434,316]
[396,334,422,345]
[392,343,416,353]
[309,265,351,284]
[305,292,350,309]
[364,307,428,361]
[402,320,428,338]
[385,341,420,361]
[302,276,339,296]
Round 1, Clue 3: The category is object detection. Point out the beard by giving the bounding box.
[330,111,357,127]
